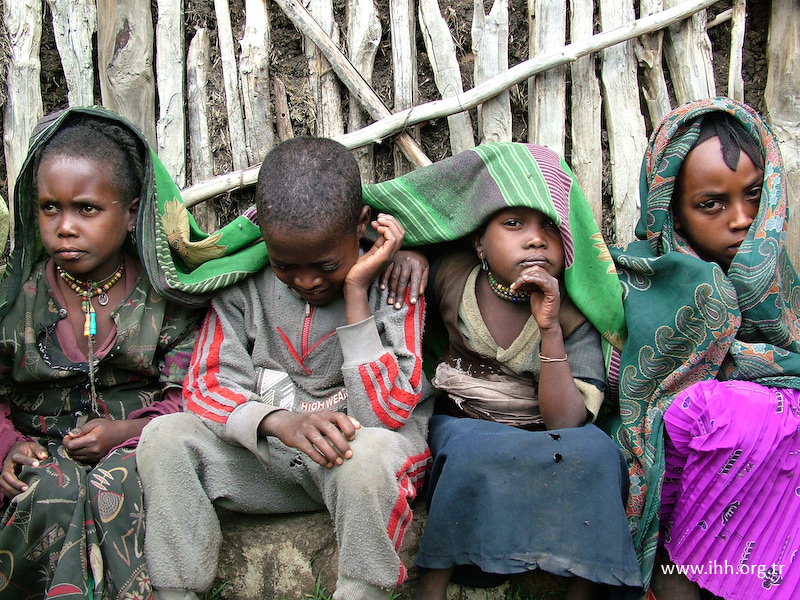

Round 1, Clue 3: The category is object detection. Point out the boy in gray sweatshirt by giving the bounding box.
[137,137,433,600]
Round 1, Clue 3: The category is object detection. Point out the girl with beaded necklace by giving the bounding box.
[363,142,641,600]
[0,107,201,600]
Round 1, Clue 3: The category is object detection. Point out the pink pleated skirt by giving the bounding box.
[661,380,800,599]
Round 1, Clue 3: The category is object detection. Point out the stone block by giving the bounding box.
[212,504,566,600]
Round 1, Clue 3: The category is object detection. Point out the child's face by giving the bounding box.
[262,222,362,306]
[673,137,763,271]
[474,207,565,284]
[37,155,137,281]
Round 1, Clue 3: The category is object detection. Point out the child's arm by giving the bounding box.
[512,267,588,429]
[337,217,429,430]
[344,214,405,324]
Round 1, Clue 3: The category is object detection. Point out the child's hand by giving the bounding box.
[511,266,561,331]
[1,441,48,498]
[381,249,429,308]
[346,214,406,295]
[62,419,140,464]
[259,410,361,468]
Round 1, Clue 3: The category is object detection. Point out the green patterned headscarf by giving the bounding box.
[609,97,800,586]
[363,141,626,367]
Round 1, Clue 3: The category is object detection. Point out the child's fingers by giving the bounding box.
[380,263,394,291]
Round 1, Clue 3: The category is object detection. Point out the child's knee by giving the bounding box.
[138,412,206,468]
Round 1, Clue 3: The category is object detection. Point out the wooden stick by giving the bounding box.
[569,0,603,225]
[3,0,43,202]
[663,0,716,104]
[187,28,218,232]
[346,0,381,183]
[473,0,511,144]
[418,0,474,154]
[636,0,672,128]
[97,0,157,146]
[529,0,566,154]
[272,76,295,142]
[727,0,745,101]
[156,0,186,186]
[214,0,250,171]
[240,0,275,163]
[706,7,732,28]
[390,0,419,175]
[273,0,431,167]
[181,0,722,205]
[304,0,344,137]
[46,0,95,107]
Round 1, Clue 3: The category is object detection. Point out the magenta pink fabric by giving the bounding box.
[661,379,800,599]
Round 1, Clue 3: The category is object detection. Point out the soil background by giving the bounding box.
[1,0,772,237]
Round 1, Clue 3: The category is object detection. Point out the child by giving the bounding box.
[0,107,201,600]
[610,97,800,599]
[363,142,642,599]
[136,136,434,600]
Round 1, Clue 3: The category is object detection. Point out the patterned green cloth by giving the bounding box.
[609,97,800,586]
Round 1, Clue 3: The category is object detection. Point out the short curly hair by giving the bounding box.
[255,137,363,236]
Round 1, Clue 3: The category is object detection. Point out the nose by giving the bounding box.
[524,224,546,248]
[56,212,78,237]
[729,199,756,231]
[293,269,323,291]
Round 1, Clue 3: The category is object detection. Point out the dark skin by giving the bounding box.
[1,155,148,498]
[257,210,412,469]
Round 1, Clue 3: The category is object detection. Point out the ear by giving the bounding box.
[356,205,371,240]
[472,229,485,259]
[672,206,683,231]
[127,198,140,232]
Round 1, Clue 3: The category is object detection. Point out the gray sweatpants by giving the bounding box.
[137,412,428,596]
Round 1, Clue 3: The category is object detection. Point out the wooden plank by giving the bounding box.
[569,0,603,225]
[418,0,475,155]
[273,0,431,167]
[214,0,250,171]
[182,0,722,205]
[186,28,218,233]
[473,0,511,144]
[46,0,95,107]
[663,0,715,103]
[97,0,157,146]
[636,0,671,128]
[3,0,43,203]
[528,0,566,154]
[156,0,186,186]
[765,0,800,263]
[390,0,419,174]
[304,0,344,138]
[726,0,745,101]
[273,76,295,142]
[240,0,275,164]
[599,0,648,243]
[346,0,381,183]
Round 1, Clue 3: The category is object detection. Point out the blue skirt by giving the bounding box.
[415,414,642,588]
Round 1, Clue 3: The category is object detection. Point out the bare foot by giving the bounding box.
[414,567,454,600]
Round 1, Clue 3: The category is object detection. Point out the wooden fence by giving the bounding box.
[2,0,799,257]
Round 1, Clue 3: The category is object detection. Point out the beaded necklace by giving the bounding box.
[487,270,530,303]
[58,260,125,337]
[57,259,124,418]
